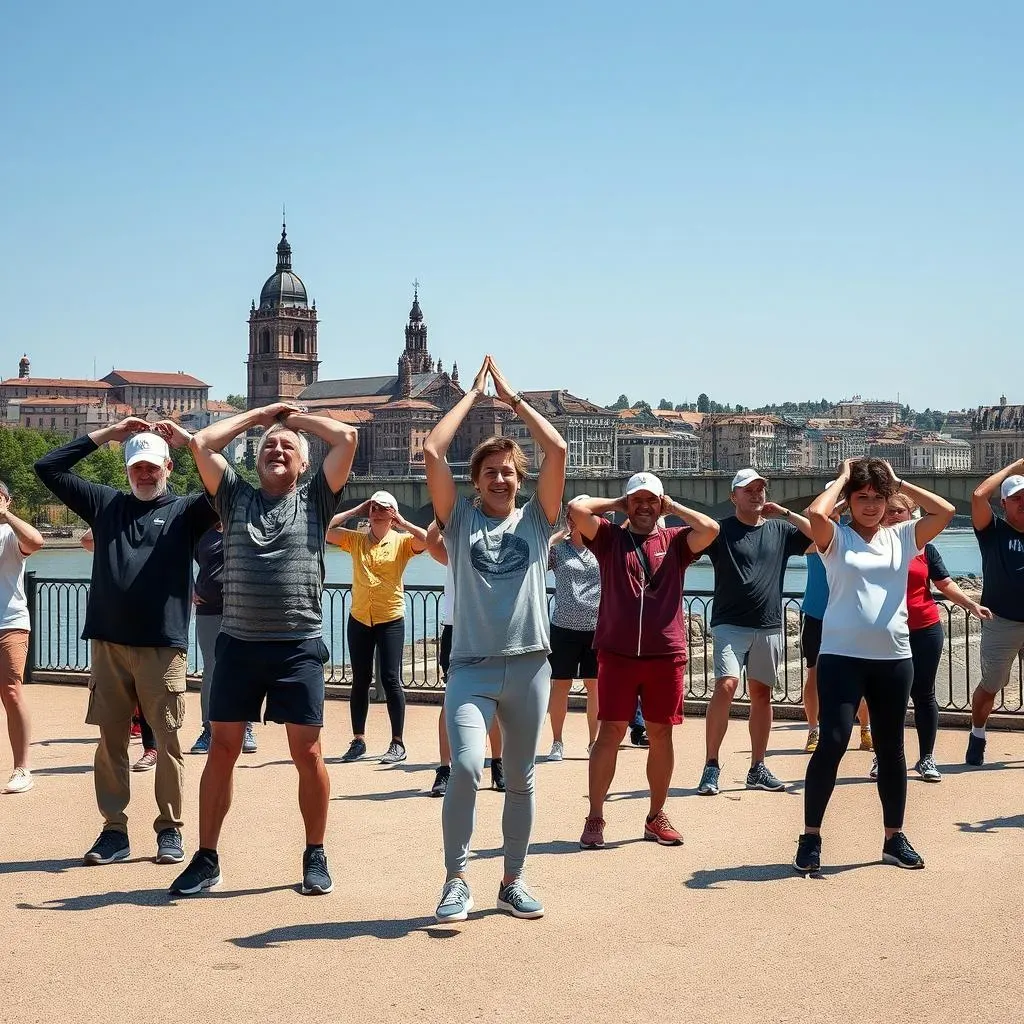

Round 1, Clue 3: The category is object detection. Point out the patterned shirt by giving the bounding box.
[548,539,601,631]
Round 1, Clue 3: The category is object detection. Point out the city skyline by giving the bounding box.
[3,3,1021,410]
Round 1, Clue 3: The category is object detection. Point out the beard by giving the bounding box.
[130,476,168,501]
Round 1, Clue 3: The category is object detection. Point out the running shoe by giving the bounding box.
[169,851,221,895]
[491,757,505,792]
[497,879,544,919]
[965,733,986,767]
[3,767,33,794]
[869,756,878,779]
[130,718,142,741]
[793,833,822,874]
[190,725,211,754]
[914,756,942,783]
[547,740,564,762]
[859,727,873,751]
[579,816,606,849]
[630,726,649,747]
[84,830,130,865]
[804,728,819,753]
[882,832,925,869]
[340,738,367,763]
[301,847,333,895]
[156,828,185,864]
[643,811,683,846]
[746,761,786,792]
[380,741,407,765]
[132,748,158,772]
[435,878,473,923]
[430,765,450,797]
[697,762,721,796]
[242,723,258,754]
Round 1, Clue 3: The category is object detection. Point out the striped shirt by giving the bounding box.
[213,465,342,641]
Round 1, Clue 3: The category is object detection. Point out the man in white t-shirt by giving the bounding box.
[0,480,45,794]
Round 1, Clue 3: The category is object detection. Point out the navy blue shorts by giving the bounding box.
[209,634,329,727]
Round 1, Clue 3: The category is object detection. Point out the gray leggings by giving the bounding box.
[442,652,551,879]
[196,614,222,726]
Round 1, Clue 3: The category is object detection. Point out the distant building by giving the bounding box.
[700,415,796,473]
[101,369,209,416]
[968,396,1024,471]
[5,397,133,438]
[910,435,972,471]
[867,440,912,471]
[835,396,902,426]
[801,426,869,470]
[617,426,700,473]
[505,392,617,473]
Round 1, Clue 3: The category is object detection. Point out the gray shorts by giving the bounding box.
[712,625,783,686]
[979,615,1024,695]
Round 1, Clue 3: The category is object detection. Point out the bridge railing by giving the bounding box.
[24,574,1023,715]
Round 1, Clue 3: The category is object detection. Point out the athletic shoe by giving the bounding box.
[340,738,367,763]
[869,757,879,779]
[430,765,450,797]
[380,741,407,765]
[84,830,130,866]
[630,726,649,747]
[547,740,564,762]
[132,748,158,772]
[130,719,142,741]
[697,763,721,796]
[435,878,474,923]
[491,757,505,792]
[859,727,873,751]
[882,832,925,869]
[189,725,211,754]
[3,767,33,794]
[497,879,544,919]
[746,761,786,792]
[242,723,258,754]
[301,847,333,895]
[643,810,683,846]
[579,816,606,849]
[169,851,221,895]
[804,728,819,753]
[965,733,986,767]
[155,828,185,865]
[793,833,822,874]
[914,756,942,783]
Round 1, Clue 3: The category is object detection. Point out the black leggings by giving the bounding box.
[909,622,944,760]
[139,712,155,751]
[347,615,406,738]
[804,654,914,830]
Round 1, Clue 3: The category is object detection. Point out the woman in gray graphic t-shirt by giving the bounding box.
[424,356,566,925]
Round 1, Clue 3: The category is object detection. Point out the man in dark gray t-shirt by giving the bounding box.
[167,403,356,899]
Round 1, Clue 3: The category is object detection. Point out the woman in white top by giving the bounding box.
[796,458,954,874]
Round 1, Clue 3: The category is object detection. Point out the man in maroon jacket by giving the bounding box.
[567,473,719,849]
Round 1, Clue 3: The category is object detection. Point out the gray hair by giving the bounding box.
[256,423,309,464]
[0,480,10,501]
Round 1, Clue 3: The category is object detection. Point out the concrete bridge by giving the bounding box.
[336,471,987,525]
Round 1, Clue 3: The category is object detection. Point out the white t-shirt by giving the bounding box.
[0,524,30,631]
[440,564,455,627]
[819,518,921,661]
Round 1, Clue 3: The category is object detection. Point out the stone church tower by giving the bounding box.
[403,287,433,373]
[246,219,320,408]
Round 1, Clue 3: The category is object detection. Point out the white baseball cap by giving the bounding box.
[124,433,170,468]
[624,472,664,499]
[731,467,767,491]
[369,490,398,510]
[1001,475,1024,501]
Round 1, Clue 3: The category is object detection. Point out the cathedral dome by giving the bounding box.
[258,220,308,309]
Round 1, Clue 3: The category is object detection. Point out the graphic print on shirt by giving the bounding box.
[470,532,531,576]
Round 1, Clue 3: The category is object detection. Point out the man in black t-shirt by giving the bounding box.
[965,460,1024,766]
[698,469,813,796]
[35,417,216,869]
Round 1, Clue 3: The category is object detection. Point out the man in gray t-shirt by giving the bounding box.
[166,403,356,900]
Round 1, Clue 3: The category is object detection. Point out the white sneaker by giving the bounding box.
[548,740,564,762]
[3,767,33,794]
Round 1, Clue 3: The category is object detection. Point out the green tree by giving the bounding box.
[657,399,673,411]
[697,393,710,414]
[608,393,630,411]
[225,394,247,411]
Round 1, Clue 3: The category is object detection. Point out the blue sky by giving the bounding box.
[3,1,1020,412]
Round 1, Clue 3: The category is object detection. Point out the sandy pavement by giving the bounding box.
[3,685,1024,1024]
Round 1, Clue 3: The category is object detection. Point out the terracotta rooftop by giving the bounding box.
[206,400,238,412]
[309,409,374,425]
[0,377,112,390]
[104,370,209,388]
[379,399,440,412]
[520,390,613,417]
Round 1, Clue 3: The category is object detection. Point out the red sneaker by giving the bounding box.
[130,720,142,741]
[132,748,158,772]
[580,816,606,849]
[644,811,683,846]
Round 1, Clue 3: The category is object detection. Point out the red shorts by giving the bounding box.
[596,650,686,726]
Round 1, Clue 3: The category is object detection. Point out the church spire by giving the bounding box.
[276,209,292,272]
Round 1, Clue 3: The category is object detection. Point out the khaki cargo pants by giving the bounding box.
[87,641,187,835]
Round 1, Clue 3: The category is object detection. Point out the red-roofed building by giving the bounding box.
[101,369,209,414]
[5,396,134,438]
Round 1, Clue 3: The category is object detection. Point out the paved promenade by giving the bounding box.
[4,685,1024,1024]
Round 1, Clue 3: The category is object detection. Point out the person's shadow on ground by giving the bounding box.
[956,814,1024,833]
[17,884,295,912]
[229,913,497,948]
[685,861,876,889]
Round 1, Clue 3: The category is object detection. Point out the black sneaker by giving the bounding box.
[882,832,925,869]
[430,765,451,797]
[83,829,130,865]
[965,733,986,767]
[491,757,505,792]
[793,833,822,874]
[746,761,786,792]
[340,738,367,763]
[155,828,185,864]
[169,850,222,895]
[380,740,408,765]
[301,847,333,895]
[630,726,649,747]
